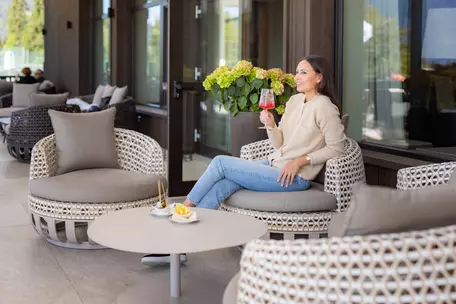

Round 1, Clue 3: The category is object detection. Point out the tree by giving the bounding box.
[23,0,44,52]
[4,0,27,49]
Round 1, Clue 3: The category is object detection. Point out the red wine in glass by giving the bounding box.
[259,89,275,129]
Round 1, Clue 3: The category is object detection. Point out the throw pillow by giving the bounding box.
[92,84,105,107]
[109,86,128,105]
[99,96,111,109]
[102,84,116,98]
[328,182,456,237]
[12,83,40,107]
[29,92,69,107]
[49,107,119,175]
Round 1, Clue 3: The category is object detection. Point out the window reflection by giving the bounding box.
[134,6,161,105]
[344,0,456,157]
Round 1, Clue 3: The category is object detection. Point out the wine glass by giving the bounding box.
[258,89,275,129]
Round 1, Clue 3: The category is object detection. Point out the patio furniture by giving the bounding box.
[88,207,267,303]
[223,161,456,304]
[80,94,138,131]
[7,104,80,162]
[225,224,456,304]
[0,117,10,143]
[28,128,166,249]
[219,137,365,239]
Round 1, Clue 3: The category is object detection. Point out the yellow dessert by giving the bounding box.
[175,203,191,215]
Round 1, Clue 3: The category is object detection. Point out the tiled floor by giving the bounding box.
[0,143,241,304]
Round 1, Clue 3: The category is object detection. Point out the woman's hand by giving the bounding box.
[259,111,275,128]
[277,159,301,187]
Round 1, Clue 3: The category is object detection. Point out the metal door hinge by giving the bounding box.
[194,67,202,81]
[194,129,200,142]
[195,5,202,19]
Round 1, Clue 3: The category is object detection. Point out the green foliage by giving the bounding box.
[4,0,27,48]
[203,60,297,116]
[4,0,44,53]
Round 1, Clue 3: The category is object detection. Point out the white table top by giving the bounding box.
[88,207,268,254]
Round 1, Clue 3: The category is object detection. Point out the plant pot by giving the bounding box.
[230,112,269,157]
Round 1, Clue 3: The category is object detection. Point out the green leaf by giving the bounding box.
[238,96,248,109]
[224,101,232,111]
[223,90,228,100]
[242,83,250,96]
[235,87,243,97]
[236,77,245,87]
[263,79,269,88]
[249,93,259,104]
[227,86,236,95]
[252,79,263,90]
[231,106,239,116]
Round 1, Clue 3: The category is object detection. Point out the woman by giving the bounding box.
[17,67,38,84]
[183,54,346,209]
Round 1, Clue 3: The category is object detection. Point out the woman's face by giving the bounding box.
[294,60,321,94]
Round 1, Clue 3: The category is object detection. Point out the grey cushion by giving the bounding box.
[49,107,119,175]
[29,92,69,107]
[109,86,127,105]
[12,83,39,107]
[0,80,13,95]
[0,107,25,118]
[30,168,167,203]
[328,182,456,238]
[102,84,116,98]
[93,85,105,107]
[224,182,337,212]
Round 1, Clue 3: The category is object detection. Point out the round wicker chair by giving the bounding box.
[219,138,366,239]
[28,128,166,249]
[7,104,80,162]
[226,223,456,304]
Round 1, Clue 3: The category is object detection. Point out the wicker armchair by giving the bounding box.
[81,95,138,131]
[225,224,456,304]
[7,104,80,162]
[219,138,365,239]
[224,162,456,303]
[29,128,166,249]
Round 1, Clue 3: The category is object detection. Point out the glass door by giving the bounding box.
[167,0,284,197]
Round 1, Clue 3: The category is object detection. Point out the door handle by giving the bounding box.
[173,81,203,99]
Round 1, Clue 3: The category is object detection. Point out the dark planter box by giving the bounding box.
[230,111,271,157]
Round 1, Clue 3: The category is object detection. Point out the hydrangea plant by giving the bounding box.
[203,60,296,116]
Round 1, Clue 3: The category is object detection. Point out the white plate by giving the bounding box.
[149,206,172,217]
[168,213,199,224]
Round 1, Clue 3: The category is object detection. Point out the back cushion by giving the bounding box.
[12,83,39,107]
[92,84,105,107]
[29,92,69,107]
[0,80,13,95]
[328,182,456,237]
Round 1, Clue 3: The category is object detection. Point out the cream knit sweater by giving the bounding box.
[266,93,346,180]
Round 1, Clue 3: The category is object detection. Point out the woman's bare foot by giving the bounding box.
[183,198,196,207]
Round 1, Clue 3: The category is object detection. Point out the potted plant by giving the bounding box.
[203,60,296,156]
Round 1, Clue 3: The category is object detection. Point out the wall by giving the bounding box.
[44,0,91,96]
[283,0,335,73]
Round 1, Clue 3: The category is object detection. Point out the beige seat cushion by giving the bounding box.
[12,83,39,107]
[30,168,167,203]
[49,107,119,175]
[224,182,337,212]
[328,182,456,238]
[0,107,25,117]
[29,92,69,107]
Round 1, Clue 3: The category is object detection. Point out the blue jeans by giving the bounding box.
[187,155,310,209]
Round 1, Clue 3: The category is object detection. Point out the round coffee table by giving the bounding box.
[87,207,267,302]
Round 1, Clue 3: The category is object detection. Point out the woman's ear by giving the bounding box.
[316,74,323,84]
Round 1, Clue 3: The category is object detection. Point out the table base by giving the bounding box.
[116,271,226,304]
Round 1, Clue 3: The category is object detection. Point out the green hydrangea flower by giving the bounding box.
[284,73,296,88]
[271,81,284,95]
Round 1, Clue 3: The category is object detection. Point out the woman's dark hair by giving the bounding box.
[302,54,340,111]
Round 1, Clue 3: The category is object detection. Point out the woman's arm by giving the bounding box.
[307,101,346,165]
